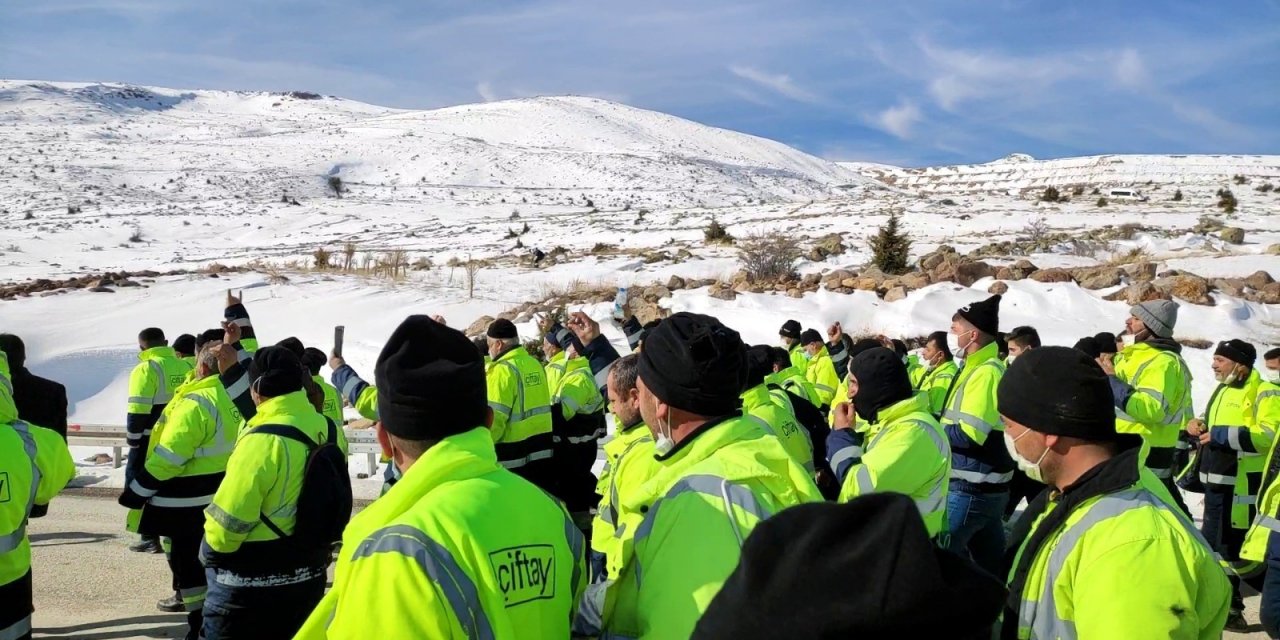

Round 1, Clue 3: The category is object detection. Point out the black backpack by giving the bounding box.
[249,417,352,550]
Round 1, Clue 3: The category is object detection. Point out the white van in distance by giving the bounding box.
[1107,188,1148,201]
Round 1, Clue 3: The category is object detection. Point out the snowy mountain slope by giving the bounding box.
[841,153,1280,196]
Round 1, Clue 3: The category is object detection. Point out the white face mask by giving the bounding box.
[1121,333,1136,348]
[1215,370,1238,385]
[1267,370,1280,385]
[1006,355,1017,366]
[652,413,675,456]
[1004,429,1049,483]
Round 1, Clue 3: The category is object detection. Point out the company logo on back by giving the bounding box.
[489,544,555,607]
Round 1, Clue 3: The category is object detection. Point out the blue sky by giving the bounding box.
[2,0,1277,166]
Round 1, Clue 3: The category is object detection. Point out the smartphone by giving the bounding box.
[333,326,345,358]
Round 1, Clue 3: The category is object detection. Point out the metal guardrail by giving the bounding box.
[67,423,383,475]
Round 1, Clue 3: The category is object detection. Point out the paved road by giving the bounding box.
[25,490,1273,639]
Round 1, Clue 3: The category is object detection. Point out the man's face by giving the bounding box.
[781,335,796,349]
[922,339,942,363]
[805,342,820,357]
[1003,417,1057,483]
[846,373,860,402]
[1125,315,1146,337]
[950,319,976,353]
[636,376,665,438]
[1211,355,1239,381]
[608,374,641,428]
[541,340,558,359]
[1268,358,1280,374]
[1007,342,1031,358]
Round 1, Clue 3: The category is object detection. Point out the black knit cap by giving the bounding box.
[956,294,1001,337]
[779,319,802,340]
[638,312,746,416]
[848,348,913,423]
[1215,339,1257,367]
[692,493,1006,640]
[252,346,305,398]
[744,345,773,389]
[849,338,883,359]
[195,328,224,351]
[300,347,327,376]
[800,329,823,346]
[1072,337,1101,359]
[375,315,487,440]
[275,336,305,358]
[486,318,518,340]
[998,346,1120,440]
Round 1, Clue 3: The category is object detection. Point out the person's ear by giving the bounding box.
[375,422,393,459]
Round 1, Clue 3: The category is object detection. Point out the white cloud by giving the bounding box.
[728,65,820,104]
[476,81,498,102]
[874,100,921,139]
[1114,48,1148,88]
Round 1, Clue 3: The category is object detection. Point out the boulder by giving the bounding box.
[1245,270,1275,290]
[708,285,738,301]
[853,277,879,291]
[1104,281,1167,305]
[1072,266,1123,290]
[800,273,822,288]
[787,288,804,299]
[641,285,671,303]
[1213,278,1246,297]
[1220,227,1245,245]
[839,277,859,289]
[88,286,115,293]
[988,281,1009,295]
[899,272,931,290]
[822,269,856,288]
[1253,282,1280,304]
[732,280,753,293]
[1123,262,1157,282]
[1268,244,1280,256]
[667,275,686,290]
[883,286,908,302]
[1167,275,1215,306]
[466,315,496,335]
[953,261,995,287]
[808,233,846,261]
[1029,268,1073,284]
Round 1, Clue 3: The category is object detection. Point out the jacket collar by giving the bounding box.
[875,393,930,425]
[964,341,1000,367]
[247,390,314,426]
[139,345,177,362]
[740,384,774,410]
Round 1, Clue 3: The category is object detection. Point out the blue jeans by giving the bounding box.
[1261,531,1280,638]
[945,490,1009,577]
[203,571,324,640]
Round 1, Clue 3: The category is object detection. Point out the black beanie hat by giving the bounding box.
[1215,339,1257,367]
[890,339,909,358]
[692,493,1006,640]
[375,315,487,440]
[638,312,746,416]
[173,334,196,356]
[275,336,305,358]
[1072,337,1101,359]
[998,346,1124,441]
[800,329,823,346]
[779,319,802,340]
[487,318,518,340]
[251,346,305,398]
[300,347,327,376]
[1093,332,1118,354]
[956,294,1001,337]
[849,338,883,359]
[848,348,913,424]
[744,345,773,389]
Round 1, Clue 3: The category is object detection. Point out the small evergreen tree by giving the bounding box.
[1040,186,1061,202]
[327,176,344,198]
[1096,197,1108,207]
[1172,189,1183,201]
[869,211,911,275]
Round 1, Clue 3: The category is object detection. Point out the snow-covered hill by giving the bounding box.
[843,153,1280,197]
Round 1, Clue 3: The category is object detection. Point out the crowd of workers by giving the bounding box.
[1,288,1279,639]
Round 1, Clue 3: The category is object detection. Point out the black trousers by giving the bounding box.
[0,571,33,640]
[1202,488,1246,613]
[166,527,206,640]
[203,572,325,640]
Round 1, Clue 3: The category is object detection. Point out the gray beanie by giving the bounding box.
[1131,300,1179,338]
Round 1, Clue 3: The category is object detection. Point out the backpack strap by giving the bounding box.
[244,423,321,538]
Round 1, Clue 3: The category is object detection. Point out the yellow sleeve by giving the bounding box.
[953,365,1002,445]
[487,364,517,442]
[837,426,934,502]
[145,398,207,482]
[204,434,277,553]
[127,362,158,414]
[1123,356,1181,426]
[33,424,75,506]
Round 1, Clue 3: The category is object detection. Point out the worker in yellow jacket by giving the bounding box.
[1241,347,1280,636]
[297,315,584,639]
[1000,347,1229,640]
[742,345,813,473]
[485,319,556,493]
[1187,340,1269,630]
[590,354,658,582]
[829,348,950,537]
[125,327,193,553]
[800,329,840,410]
[119,342,241,639]
[575,313,822,639]
[916,331,958,417]
[0,351,75,640]
[201,347,350,640]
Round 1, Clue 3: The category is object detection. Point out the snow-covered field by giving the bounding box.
[1,79,1278,492]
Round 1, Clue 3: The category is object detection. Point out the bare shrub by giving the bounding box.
[738,232,801,282]
[1023,215,1051,243]
[312,247,331,269]
[704,218,734,245]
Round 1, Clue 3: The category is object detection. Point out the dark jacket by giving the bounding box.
[10,366,69,440]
